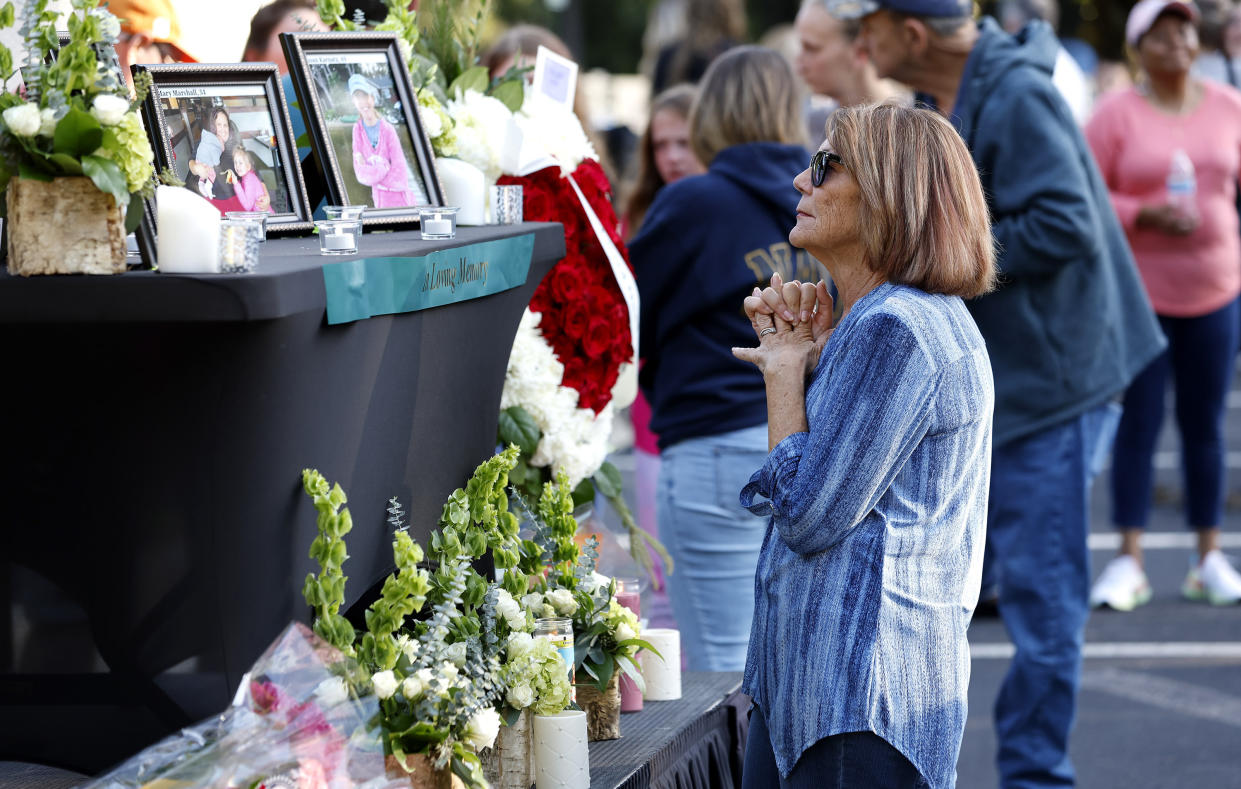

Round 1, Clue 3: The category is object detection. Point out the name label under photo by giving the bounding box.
[321,234,535,324]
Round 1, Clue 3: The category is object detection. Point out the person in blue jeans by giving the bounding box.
[828,0,1167,785]
[736,103,997,789]
[629,47,816,671]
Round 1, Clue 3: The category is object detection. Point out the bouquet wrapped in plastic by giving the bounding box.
[80,622,390,789]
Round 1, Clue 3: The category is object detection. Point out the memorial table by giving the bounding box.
[0,224,564,772]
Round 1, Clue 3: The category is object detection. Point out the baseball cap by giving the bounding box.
[104,0,197,61]
[829,0,974,21]
[1125,0,1198,47]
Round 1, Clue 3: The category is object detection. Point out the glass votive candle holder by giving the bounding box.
[324,204,366,221]
[315,219,361,255]
[419,206,458,240]
[218,219,259,273]
[490,184,523,225]
[533,617,576,696]
[225,211,267,242]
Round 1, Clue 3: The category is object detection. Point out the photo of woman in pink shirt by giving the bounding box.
[348,73,418,208]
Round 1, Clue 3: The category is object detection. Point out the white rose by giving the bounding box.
[438,662,459,686]
[506,632,534,659]
[496,592,526,630]
[445,641,467,667]
[397,634,420,662]
[465,706,501,751]
[314,676,349,707]
[90,94,129,126]
[401,674,424,699]
[521,592,544,612]
[547,588,578,616]
[582,572,609,595]
[371,669,398,700]
[3,103,41,137]
[615,622,637,644]
[505,683,535,709]
[38,107,56,137]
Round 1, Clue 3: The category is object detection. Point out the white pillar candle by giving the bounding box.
[532,710,589,789]
[156,185,221,273]
[639,628,681,701]
[436,157,486,226]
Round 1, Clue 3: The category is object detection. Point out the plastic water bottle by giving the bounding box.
[1167,149,1197,218]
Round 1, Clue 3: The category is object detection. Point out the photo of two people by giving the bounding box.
[159,87,292,217]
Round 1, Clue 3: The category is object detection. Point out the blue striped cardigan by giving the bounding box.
[740,282,993,788]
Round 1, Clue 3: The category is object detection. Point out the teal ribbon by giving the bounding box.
[321,233,535,325]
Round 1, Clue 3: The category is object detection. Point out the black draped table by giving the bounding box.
[592,673,749,789]
[0,224,564,772]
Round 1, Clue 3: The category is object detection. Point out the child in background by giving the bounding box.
[227,147,272,213]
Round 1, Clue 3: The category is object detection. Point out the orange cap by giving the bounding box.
[104,0,197,62]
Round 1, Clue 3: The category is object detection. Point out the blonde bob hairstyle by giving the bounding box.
[826,103,996,299]
[689,45,806,166]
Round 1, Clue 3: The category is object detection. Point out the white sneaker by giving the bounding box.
[1089,555,1152,611]
[1182,550,1241,606]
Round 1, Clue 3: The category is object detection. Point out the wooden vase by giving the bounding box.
[384,753,464,789]
[6,175,126,276]
[577,673,620,741]
[480,708,535,789]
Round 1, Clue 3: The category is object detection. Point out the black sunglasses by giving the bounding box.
[811,151,843,187]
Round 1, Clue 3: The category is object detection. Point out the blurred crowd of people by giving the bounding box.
[87,0,1241,785]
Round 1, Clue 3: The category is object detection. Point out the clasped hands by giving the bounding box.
[732,273,835,377]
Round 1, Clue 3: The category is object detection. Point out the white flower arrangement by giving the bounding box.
[500,309,615,488]
[497,632,572,716]
[446,88,513,182]
[513,93,598,176]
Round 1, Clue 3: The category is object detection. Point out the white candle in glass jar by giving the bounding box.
[423,213,453,236]
[324,230,353,250]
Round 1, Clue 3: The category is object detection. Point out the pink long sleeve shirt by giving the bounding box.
[352,118,417,209]
[1085,82,1241,317]
[234,170,269,213]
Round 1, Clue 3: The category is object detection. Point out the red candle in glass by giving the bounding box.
[615,577,643,712]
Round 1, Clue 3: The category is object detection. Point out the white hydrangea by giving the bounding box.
[446,88,512,181]
[500,310,613,487]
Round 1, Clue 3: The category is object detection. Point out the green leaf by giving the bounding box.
[124,194,144,234]
[571,478,595,510]
[47,153,83,175]
[488,78,523,113]
[81,154,127,208]
[447,64,488,98]
[295,132,310,149]
[52,107,103,158]
[498,406,540,455]
[16,163,53,181]
[0,4,14,27]
[592,462,623,499]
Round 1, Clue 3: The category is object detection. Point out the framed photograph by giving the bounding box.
[281,31,444,227]
[133,62,314,234]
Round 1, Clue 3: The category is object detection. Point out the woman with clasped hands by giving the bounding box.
[733,104,997,789]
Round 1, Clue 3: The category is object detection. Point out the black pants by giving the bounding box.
[742,705,931,788]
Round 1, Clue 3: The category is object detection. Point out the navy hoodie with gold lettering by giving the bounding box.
[630,141,812,450]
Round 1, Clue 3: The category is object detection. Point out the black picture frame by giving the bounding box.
[132,62,314,235]
[281,31,444,228]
